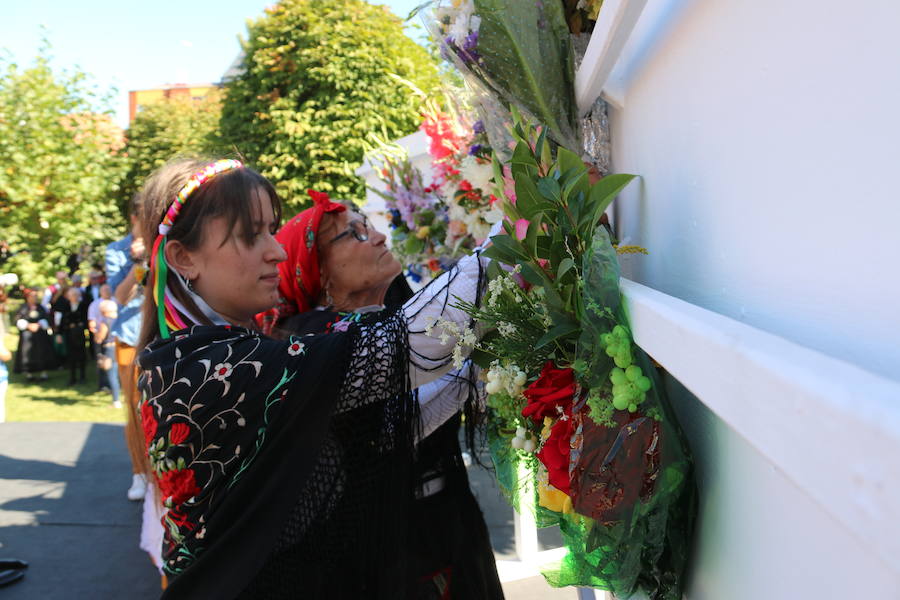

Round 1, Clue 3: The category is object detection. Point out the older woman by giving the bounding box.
[13,290,56,380]
[258,193,504,599]
[136,158,492,599]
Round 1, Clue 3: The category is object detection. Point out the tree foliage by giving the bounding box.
[219,0,441,211]
[0,45,127,285]
[119,93,223,216]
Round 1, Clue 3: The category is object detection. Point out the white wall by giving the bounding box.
[609,0,900,381]
[596,1,900,597]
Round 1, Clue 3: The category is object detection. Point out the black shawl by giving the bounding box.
[138,312,418,599]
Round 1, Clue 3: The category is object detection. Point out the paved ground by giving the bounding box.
[0,421,579,599]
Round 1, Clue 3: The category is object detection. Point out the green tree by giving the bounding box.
[0,45,127,285]
[219,0,440,211]
[119,93,223,216]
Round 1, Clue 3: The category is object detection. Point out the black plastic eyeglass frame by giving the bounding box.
[328,214,370,244]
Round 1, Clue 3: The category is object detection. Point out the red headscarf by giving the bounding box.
[255,189,346,335]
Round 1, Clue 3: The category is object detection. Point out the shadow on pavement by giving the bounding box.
[0,422,159,599]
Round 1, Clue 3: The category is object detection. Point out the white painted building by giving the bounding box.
[359,1,900,597]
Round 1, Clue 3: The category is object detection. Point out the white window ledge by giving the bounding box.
[621,278,900,577]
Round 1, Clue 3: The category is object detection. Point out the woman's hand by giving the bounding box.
[27,322,39,333]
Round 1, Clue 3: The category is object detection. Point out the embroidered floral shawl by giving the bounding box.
[138,317,418,599]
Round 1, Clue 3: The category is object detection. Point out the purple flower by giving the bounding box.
[461,30,481,64]
[472,120,485,134]
[468,144,483,156]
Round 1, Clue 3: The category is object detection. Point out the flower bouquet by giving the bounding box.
[369,152,458,283]
[422,107,504,246]
[445,119,695,598]
[428,0,581,151]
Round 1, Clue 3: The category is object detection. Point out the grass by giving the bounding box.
[3,330,126,423]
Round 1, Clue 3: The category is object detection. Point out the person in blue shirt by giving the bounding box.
[105,194,148,501]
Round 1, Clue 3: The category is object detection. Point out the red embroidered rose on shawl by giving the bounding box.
[160,468,201,506]
[169,422,191,445]
[167,507,196,531]
[141,402,157,450]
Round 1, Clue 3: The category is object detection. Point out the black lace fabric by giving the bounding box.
[238,309,418,599]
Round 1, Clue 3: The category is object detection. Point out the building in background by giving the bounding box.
[127,83,219,123]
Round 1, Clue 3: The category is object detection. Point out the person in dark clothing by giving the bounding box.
[258,199,504,600]
[13,291,56,380]
[56,286,88,384]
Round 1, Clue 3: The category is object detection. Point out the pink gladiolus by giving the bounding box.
[514,219,529,241]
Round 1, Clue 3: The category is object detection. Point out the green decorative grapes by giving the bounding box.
[599,325,653,413]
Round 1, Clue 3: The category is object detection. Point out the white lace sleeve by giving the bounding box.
[417,361,480,440]
[404,251,488,388]
[345,251,489,401]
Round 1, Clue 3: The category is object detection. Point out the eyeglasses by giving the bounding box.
[329,214,370,244]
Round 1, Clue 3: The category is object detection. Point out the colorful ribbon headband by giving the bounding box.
[151,159,244,339]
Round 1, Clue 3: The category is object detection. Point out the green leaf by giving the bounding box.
[535,321,580,349]
[490,234,531,261]
[557,257,575,280]
[556,147,584,179]
[587,173,638,228]
[514,176,542,219]
[536,176,561,204]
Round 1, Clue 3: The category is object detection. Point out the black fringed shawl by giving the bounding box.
[138,311,418,599]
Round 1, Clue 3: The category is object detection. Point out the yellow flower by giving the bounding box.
[538,480,574,514]
[416,226,431,239]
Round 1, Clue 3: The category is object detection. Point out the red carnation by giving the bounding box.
[458,180,473,192]
[521,362,575,423]
[169,422,191,446]
[141,402,157,450]
[159,468,201,506]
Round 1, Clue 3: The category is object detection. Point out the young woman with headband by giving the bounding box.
[135,157,493,599]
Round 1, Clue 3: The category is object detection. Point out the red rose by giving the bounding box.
[521,362,575,423]
[159,468,201,506]
[169,422,191,446]
[141,402,157,450]
[537,416,574,495]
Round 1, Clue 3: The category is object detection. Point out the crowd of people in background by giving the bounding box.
[0,242,140,429]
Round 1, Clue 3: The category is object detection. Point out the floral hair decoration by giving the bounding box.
[255,189,346,335]
[150,159,244,339]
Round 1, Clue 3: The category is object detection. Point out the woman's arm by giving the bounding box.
[416,361,480,440]
[403,251,489,388]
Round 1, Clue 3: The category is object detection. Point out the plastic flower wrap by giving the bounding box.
[428,0,580,151]
[447,119,696,599]
[369,153,459,283]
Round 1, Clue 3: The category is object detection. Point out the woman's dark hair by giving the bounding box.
[136,157,282,351]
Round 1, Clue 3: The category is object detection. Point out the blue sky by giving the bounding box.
[2,0,428,128]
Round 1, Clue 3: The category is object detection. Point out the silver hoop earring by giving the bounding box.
[325,288,335,308]
[187,278,196,293]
